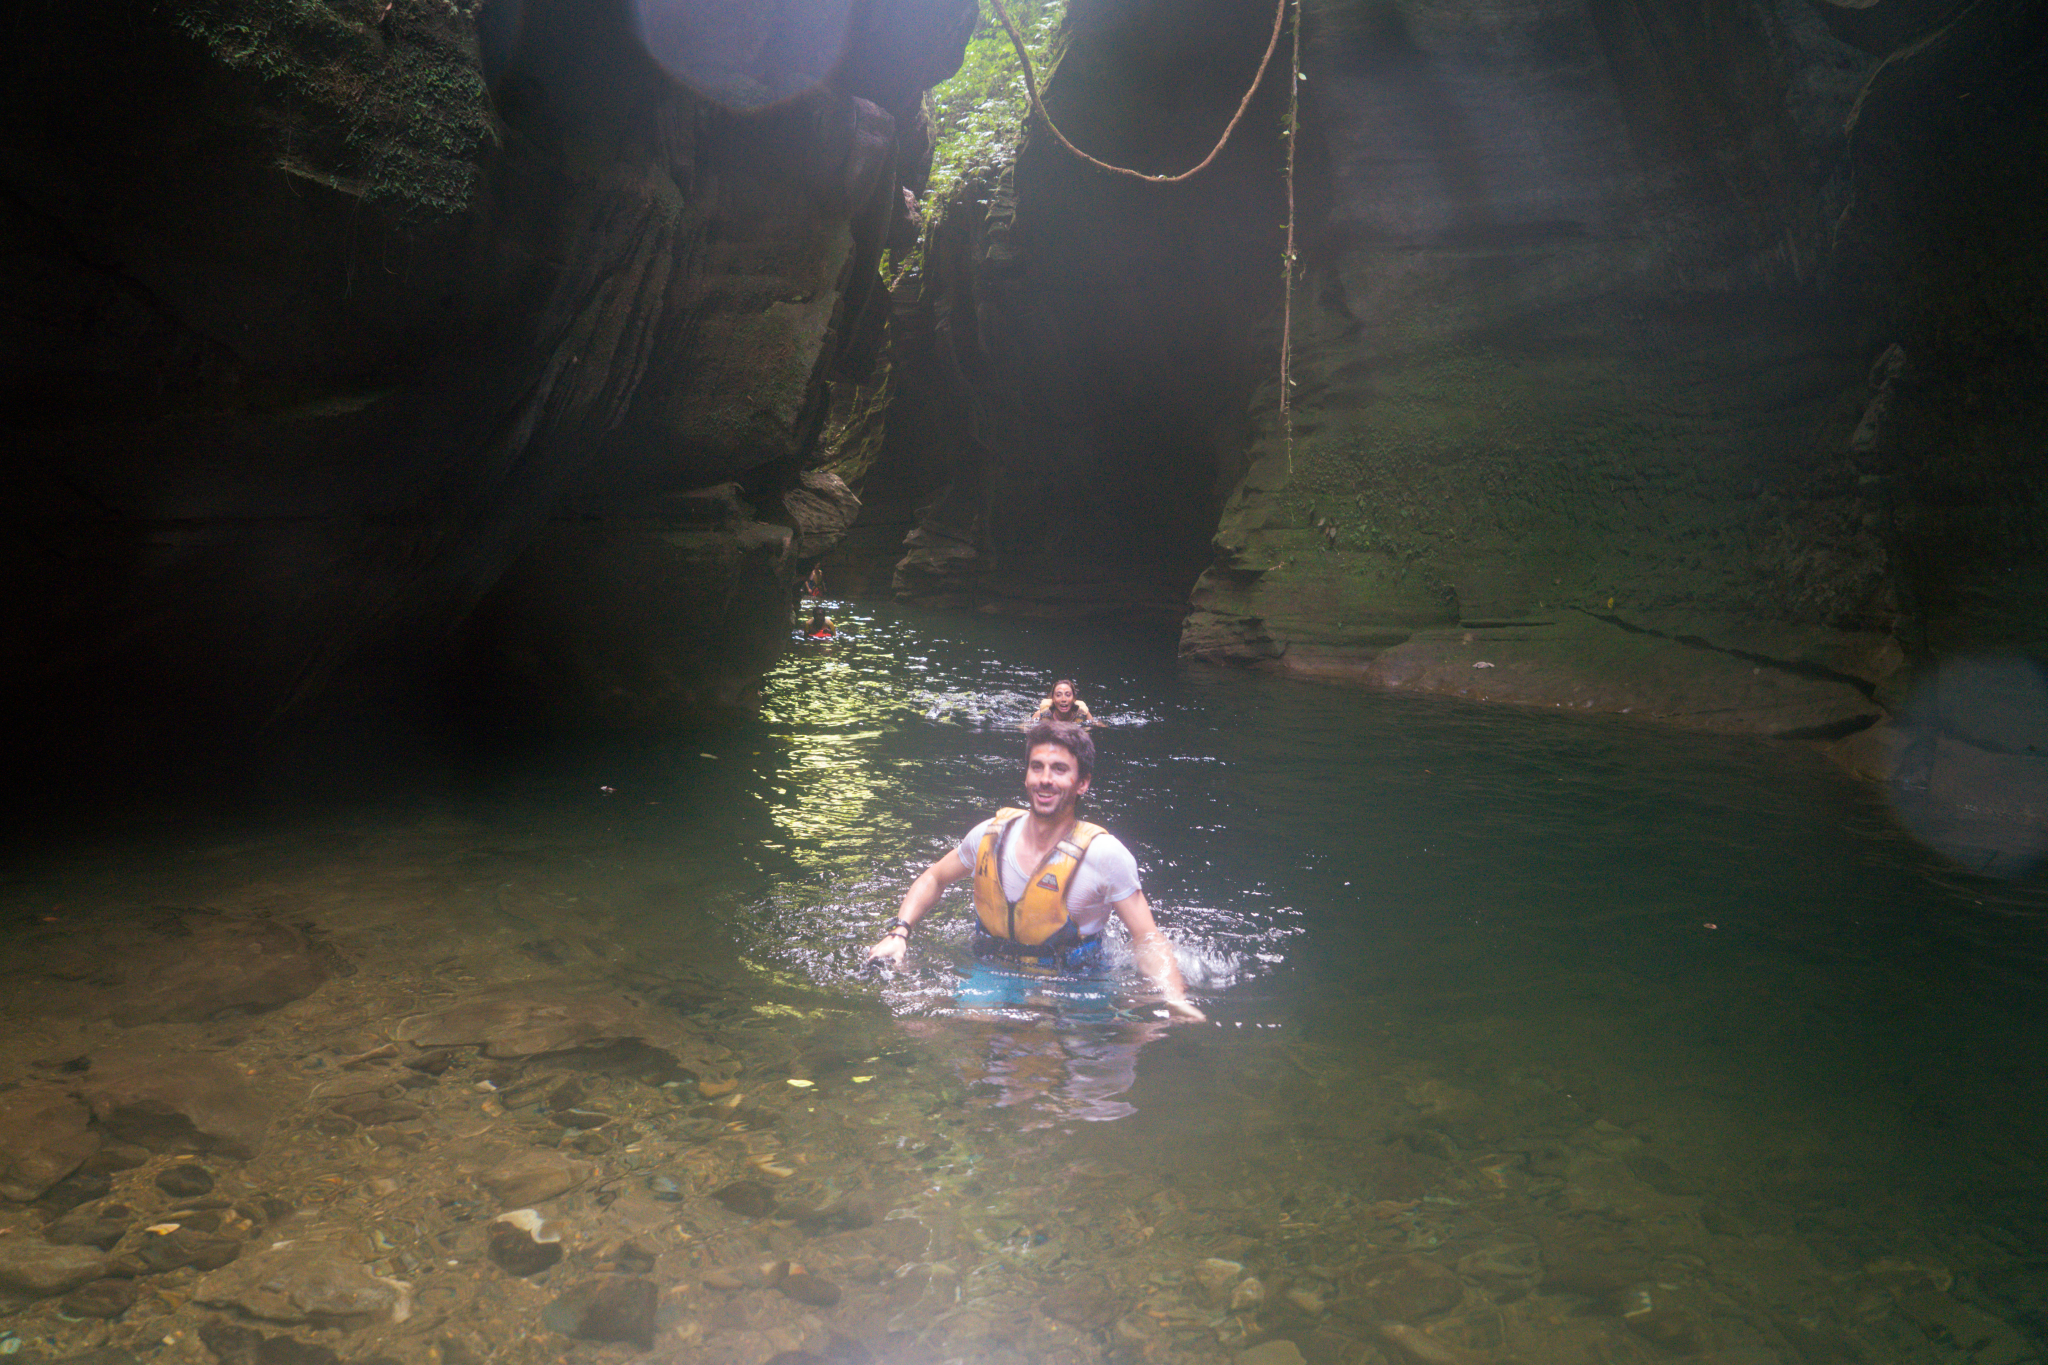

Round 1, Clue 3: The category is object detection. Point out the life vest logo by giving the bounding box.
[1037,874,1060,890]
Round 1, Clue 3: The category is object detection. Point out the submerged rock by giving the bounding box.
[60,1277,139,1319]
[1339,1256,1463,1324]
[43,1202,135,1250]
[155,1163,218,1198]
[487,1210,564,1277]
[0,1088,100,1201]
[198,1320,342,1365]
[471,1149,594,1209]
[395,989,660,1059]
[194,1246,410,1327]
[80,1052,274,1158]
[542,1276,658,1351]
[0,1241,109,1302]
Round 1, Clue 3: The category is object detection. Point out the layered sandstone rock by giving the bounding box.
[5,0,972,762]
[1173,0,2044,735]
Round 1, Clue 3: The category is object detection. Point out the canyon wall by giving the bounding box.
[852,0,2044,770]
[7,0,2042,804]
[4,0,972,764]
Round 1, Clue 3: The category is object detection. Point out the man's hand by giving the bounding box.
[866,855,968,968]
[1113,892,1206,1024]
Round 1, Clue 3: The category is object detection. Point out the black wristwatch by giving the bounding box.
[883,917,913,938]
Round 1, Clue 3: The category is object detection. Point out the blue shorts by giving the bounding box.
[953,937,1119,1022]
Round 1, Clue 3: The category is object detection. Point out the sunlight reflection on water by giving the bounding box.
[747,604,1303,1023]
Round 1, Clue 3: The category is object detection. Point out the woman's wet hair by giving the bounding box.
[1025,719,1094,780]
[1052,678,1077,694]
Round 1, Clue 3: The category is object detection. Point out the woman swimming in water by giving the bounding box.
[1026,678,1096,728]
[804,606,835,639]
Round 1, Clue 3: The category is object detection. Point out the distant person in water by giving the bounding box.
[805,606,835,639]
[865,720,1205,1021]
[803,566,824,598]
[1026,678,1096,729]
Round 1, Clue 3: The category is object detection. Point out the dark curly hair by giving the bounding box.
[1024,718,1094,780]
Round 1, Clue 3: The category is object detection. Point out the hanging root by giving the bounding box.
[1281,0,1300,476]
[984,0,1289,183]
[982,0,1303,471]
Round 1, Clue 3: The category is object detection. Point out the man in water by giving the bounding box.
[866,720,1205,1021]
[1025,678,1096,729]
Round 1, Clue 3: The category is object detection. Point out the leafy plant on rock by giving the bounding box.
[924,0,1067,203]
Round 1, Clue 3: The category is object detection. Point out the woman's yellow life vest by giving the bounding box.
[972,808,1106,946]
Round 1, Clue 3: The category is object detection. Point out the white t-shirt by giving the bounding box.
[953,816,1142,938]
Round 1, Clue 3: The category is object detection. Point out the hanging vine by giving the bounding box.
[981,0,1304,469]
[1280,0,1301,476]
[984,0,1288,184]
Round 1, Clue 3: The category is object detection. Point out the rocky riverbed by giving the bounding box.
[1,810,2040,1365]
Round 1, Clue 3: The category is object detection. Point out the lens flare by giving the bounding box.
[630,0,854,111]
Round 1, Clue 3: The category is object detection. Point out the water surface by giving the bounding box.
[5,601,2043,1363]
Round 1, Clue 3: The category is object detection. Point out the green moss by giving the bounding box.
[170,0,495,221]
[925,0,1067,202]
[817,362,895,486]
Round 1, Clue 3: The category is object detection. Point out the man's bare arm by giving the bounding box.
[867,853,971,965]
[1113,891,1206,1021]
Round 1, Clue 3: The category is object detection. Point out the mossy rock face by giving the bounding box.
[169,0,496,221]
[1170,0,1938,729]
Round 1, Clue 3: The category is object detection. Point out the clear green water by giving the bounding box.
[7,600,2045,1362]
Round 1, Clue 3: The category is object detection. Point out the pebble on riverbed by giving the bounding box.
[154,1163,217,1199]
[59,1277,138,1319]
[42,1201,134,1250]
[486,1210,563,1277]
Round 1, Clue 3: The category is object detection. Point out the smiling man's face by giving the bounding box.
[1024,740,1090,819]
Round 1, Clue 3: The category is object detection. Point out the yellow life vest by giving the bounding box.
[972,807,1106,946]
